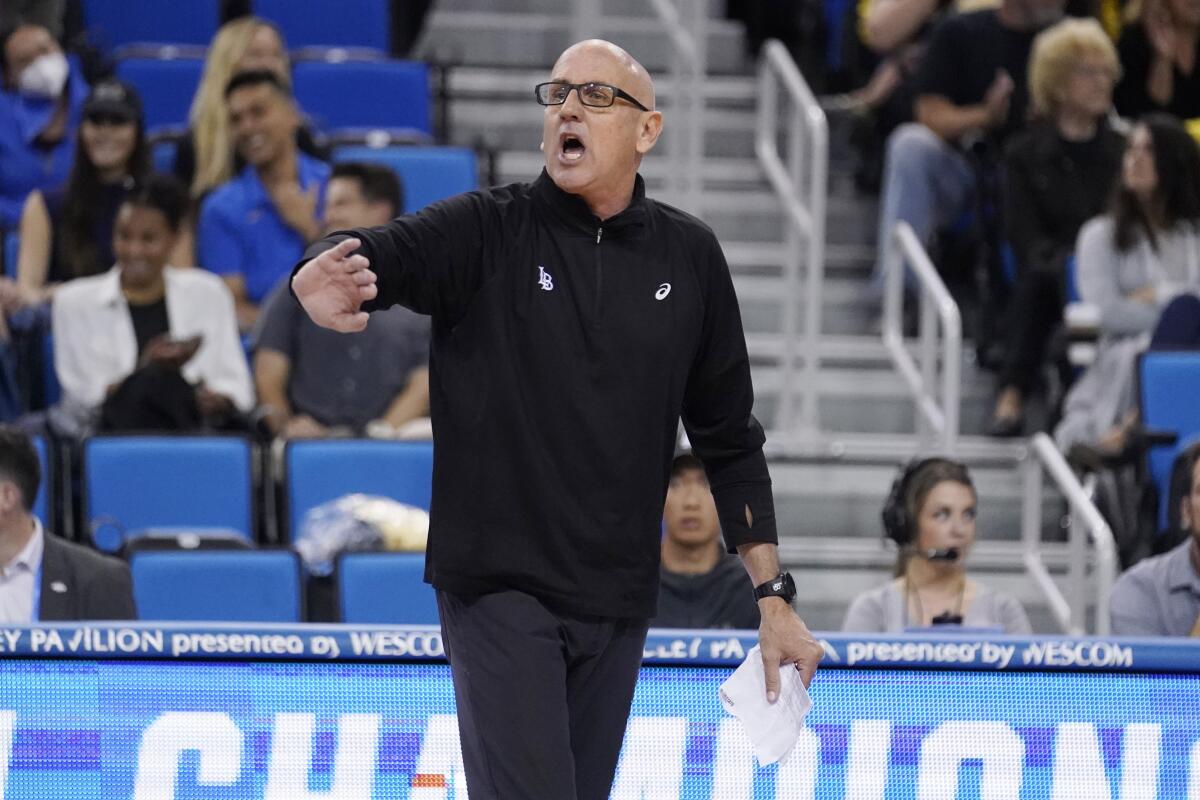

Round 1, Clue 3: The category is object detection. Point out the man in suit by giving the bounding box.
[0,425,135,621]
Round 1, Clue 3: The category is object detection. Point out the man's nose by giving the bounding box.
[558,88,585,118]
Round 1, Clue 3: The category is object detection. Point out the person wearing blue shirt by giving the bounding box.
[197,69,328,331]
[0,22,88,229]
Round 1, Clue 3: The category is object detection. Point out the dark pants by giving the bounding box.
[436,589,650,800]
[1000,269,1064,394]
[100,364,201,432]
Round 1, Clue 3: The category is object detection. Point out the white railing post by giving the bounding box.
[881,222,960,453]
[755,40,827,435]
[1021,434,1117,635]
[648,0,705,217]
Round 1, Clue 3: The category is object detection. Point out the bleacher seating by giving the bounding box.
[256,0,390,53]
[84,436,256,552]
[332,145,478,213]
[114,58,205,133]
[1138,351,1200,530]
[338,552,438,624]
[82,0,220,50]
[131,550,302,621]
[285,440,433,541]
[292,61,431,136]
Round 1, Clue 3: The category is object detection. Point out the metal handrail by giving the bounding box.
[1021,433,1117,635]
[755,39,828,435]
[882,222,961,452]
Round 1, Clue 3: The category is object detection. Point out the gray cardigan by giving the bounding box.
[1075,216,1200,338]
[841,579,1032,634]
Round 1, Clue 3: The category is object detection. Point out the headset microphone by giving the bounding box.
[922,547,960,562]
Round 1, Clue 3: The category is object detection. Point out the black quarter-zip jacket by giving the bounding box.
[301,170,777,618]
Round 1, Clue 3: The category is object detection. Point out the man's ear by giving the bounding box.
[635,110,663,155]
[1182,495,1193,533]
[0,482,19,516]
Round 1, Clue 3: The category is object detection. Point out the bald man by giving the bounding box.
[293,40,822,798]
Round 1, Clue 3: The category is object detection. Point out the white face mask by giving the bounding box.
[17,51,69,100]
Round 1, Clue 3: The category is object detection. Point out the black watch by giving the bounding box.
[753,572,796,604]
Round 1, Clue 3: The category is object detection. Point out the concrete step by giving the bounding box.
[750,362,999,437]
[418,10,749,73]
[768,460,1049,541]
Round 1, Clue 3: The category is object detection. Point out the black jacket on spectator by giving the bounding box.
[40,533,137,621]
[915,10,1043,148]
[652,556,761,629]
[1003,120,1126,278]
[1115,24,1200,121]
[300,171,775,619]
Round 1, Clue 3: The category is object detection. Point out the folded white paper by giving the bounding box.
[718,645,813,765]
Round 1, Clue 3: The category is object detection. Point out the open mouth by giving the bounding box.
[561,134,586,161]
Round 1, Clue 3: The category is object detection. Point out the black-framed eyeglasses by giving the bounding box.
[534,81,650,112]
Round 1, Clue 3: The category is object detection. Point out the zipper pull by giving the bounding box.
[596,226,603,244]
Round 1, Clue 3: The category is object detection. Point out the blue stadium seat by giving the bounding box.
[292,61,430,135]
[30,435,49,527]
[131,550,302,621]
[151,139,178,174]
[285,440,433,540]
[85,436,255,552]
[1138,351,1200,530]
[338,552,438,624]
[3,231,16,278]
[83,0,219,49]
[256,0,389,52]
[114,58,204,133]
[332,145,478,213]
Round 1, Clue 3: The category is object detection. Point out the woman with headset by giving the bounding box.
[842,458,1032,633]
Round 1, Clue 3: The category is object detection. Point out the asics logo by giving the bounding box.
[655,283,671,300]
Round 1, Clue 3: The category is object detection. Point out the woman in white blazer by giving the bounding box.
[52,175,254,431]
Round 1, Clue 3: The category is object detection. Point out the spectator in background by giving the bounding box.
[0,80,151,313]
[868,0,1064,299]
[1054,115,1200,453]
[1077,117,1200,340]
[651,453,762,630]
[53,176,253,436]
[1110,440,1200,635]
[843,458,1031,633]
[0,21,88,228]
[197,70,329,331]
[0,424,135,621]
[845,0,953,192]
[176,16,325,202]
[1114,0,1200,122]
[988,19,1126,436]
[254,162,430,440]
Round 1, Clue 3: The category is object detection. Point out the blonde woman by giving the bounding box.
[173,16,324,201]
[988,18,1125,436]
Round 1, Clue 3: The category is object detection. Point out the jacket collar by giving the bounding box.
[532,169,649,239]
[237,150,328,208]
[96,265,183,306]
